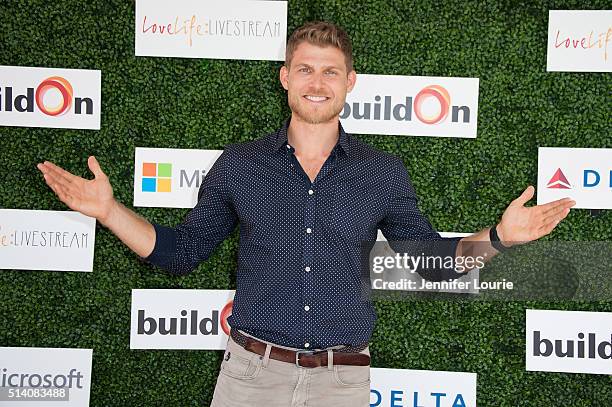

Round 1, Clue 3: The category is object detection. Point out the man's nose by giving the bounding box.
[308,71,325,90]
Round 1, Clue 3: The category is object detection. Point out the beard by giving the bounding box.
[287,90,346,125]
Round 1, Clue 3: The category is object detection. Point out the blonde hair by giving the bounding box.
[285,21,353,72]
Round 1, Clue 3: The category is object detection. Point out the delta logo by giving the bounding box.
[547,168,612,189]
[547,168,571,189]
[341,85,471,125]
[0,76,94,116]
[142,162,172,193]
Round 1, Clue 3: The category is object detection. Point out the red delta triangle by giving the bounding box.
[547,168,571,189]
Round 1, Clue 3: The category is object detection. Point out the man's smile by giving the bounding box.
[303,95,330,103]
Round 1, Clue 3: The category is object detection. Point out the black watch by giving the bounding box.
[489,224,511,252]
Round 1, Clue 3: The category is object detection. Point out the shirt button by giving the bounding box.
[304,305,310,311]
[306,228,312,234]
[305,266,311,272]
[304,342,310,348]
[308,189,314,195]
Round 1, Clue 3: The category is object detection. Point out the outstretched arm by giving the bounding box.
[456,185,576,260]
[37,156,156,258]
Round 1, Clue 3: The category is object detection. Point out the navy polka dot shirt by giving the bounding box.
[146,119,460,349]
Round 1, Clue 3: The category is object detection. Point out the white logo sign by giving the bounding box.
[537,147,612,209]
[130,289,235,350]
[133,147,222,208]
[135,0,287,61]
[370,368,477,407]
[547,10,612,72]
[0,66,101,130]
[526,309,612,375]
[0,347,92,406]
[341,74,479,138]
[0,209,96,272]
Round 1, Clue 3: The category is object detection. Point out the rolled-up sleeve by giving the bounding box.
[145,147,238,275]
[377,157,463,281]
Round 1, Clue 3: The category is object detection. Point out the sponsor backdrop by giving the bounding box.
[135,0,288,61]
[526,309,612,375]
[537,147,612,209]
[370,368,477,407]
[546,10,612,72]
[0,1,610,406]
[0,347,93,407]
[130,289,234,350]
[133,147,222,208]
[341,74,479,138]
[0,209,96,272]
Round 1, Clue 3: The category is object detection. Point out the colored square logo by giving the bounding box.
[158,163,172,177]
[142,177,156,192]
[141,162,172,192]
[142,162,157,177]
[157,178,171,193]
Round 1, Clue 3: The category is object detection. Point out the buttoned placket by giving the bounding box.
[284,142,340,349]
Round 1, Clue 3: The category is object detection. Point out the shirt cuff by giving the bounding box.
[144,223,177,268]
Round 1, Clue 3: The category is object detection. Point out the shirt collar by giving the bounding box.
[274,117,351,156]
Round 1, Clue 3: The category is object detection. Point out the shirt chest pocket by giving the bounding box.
[323,179,385,242]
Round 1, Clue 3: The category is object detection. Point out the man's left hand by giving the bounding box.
[497,185,576,246]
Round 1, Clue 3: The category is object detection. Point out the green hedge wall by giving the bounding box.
[1,0,610,405]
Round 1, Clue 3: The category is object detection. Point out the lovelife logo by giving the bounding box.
[547,168,571,189]
[142,162,172,193]
[0,76,93,116]
[547,11,611,72]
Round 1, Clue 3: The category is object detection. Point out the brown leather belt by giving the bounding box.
[230,329,370,368]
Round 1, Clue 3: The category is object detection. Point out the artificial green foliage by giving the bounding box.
[0,1,610,405]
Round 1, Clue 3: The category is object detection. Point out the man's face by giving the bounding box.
[280,42,356,125]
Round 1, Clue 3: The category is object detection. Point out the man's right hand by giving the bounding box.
[37,156,157,258]
[37,156,116,224]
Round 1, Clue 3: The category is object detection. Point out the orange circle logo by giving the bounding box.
[413,85,450,124]
[220,300,233,336]
[35,76,73,116]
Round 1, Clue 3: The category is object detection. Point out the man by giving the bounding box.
[37,21,574,407]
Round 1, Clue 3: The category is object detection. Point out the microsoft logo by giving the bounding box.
[142,162,172,192]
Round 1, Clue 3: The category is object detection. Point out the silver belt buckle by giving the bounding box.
[295,349,315,368]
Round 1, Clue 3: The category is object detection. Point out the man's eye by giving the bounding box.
[300,68,310,73]
[325,71,337,76]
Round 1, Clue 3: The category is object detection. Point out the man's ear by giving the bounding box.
[346,70,357,93]
[279,65,289,91]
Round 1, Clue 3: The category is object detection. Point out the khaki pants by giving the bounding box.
[210,333,370,407]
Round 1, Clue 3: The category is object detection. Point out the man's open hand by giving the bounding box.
[497,185,576,245]
[37,156,116,223]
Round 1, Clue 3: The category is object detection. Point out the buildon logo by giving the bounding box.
[220,300,233,336]
[0,76,94,116]
[142,162,172,193]
[137,299,233,336]
[341,84,469,125]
